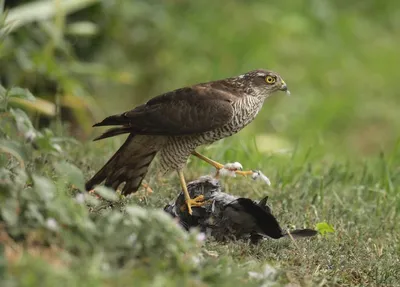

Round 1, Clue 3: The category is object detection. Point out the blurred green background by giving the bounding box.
[1,0,399,157]
[1,1,400,285]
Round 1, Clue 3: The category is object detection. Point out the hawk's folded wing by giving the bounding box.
[93,85,236,140]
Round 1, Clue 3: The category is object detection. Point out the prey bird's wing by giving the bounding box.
[93,84,237,140]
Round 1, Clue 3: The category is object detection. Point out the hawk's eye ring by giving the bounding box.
[265,76,276,84]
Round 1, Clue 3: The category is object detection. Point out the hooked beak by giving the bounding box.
[279,81,290,95]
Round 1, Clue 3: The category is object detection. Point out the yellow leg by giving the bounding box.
[177,170,206,215]
[191,151,224,169]
[141,181,153,195]
[191,151,254,177]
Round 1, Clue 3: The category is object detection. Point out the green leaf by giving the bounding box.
[94,186,119,202]
[0,85,6,109]
[5,0,99,33]
[0,24,12,42]
[9,97,56,116]
[7,87,35,101]
[66,21,98,37]
[32,175,56,202]
[0,84,5,96]
[0,0,4,14]
[0,168,13,190]
[54,161,85,191]
[0,139,27,168]
[26,202,45,224]
[1,199,19,225]
[315,222,335,235]
[9,108,35,135]
[83,193,101,207]
[34,129,63,154]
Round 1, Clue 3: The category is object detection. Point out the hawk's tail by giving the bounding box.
[85,134,159,195]
[93,127,132,141]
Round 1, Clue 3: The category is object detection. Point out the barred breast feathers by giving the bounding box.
[157,95,265,174]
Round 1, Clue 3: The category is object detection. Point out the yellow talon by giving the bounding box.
[191,194,205,206]
[232,170,254,176]
[141,182,153,195]
[191,151,254,178]
[181,195,206,213]
[177,170,209,215]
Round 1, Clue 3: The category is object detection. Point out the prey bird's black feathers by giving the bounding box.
[164,176,317,243]
[230,198,283,239]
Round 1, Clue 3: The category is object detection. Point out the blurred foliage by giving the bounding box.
[1,0,106,139]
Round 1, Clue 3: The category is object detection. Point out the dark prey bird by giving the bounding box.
[164,176,317,243]
[86,69,289,213]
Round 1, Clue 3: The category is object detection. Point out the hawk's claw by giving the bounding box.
[217,164,271,186]
[181,195,207,213]
[141,182,153,195]
[190,151,272,185]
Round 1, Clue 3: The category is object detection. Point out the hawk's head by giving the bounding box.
[239,69,290,97]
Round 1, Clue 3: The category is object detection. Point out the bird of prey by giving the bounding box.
[164,176,317,243]
[85,69,289,214]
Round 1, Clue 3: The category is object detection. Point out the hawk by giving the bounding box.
[85,69,289,214]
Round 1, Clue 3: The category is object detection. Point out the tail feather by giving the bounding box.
[85,134,160,195]
[93,127,132,141]
[233,198,283,239]
[93,114,126,127]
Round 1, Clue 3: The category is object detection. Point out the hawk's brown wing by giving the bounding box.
[93,84,237,140]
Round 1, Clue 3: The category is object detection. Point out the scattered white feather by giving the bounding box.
[219,162,243,177]
[211,200,216,213]
[24,130,36,142]
[219,168,236,177]
[224,162,243,170]
[248,264,277,283]
[196,232,206,242]
[191,255,202,265]
[251,170,271,186]
[45,218,59,231]
[127,233,137,244]
[75,193,85,204]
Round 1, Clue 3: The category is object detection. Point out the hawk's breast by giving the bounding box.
[200,95,265,143]
[157,96,264,173]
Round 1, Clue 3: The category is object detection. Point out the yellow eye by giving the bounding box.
[265,76,276,84]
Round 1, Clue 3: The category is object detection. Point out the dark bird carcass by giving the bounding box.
[164,176,317,243]
[86,70,290,213]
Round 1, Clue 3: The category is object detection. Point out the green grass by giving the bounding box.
[1,120,399,286]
